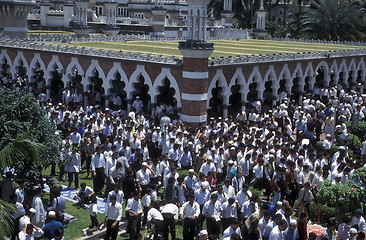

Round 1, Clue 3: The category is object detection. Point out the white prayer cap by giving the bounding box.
[349,228,358,234]
[142,162,148,167]
[201,182,209,188]
[48,211,56,218]
[189,169,194,173]
[290,219,297,226]
[29,208,37,214]
[198,230,208,236]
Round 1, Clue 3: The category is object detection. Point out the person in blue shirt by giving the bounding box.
[42,211,63,240]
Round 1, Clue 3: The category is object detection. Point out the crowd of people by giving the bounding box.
[2,74,366,240]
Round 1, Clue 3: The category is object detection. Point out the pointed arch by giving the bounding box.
[338,59,348,73]
[0,49,12,73]
[348,58,357,73]
[207,69,229,108]
[126,65,153,99]
[106,62,129,94]
[85,59,107,92]
[45,55,64,85]
[229,67,246,91]
[357,58,365,73]
[291,63,304,79]
[247,66,264,99]
[12,51,29,78]
[304,62,315,77]
[27,53,47,81]
[63,57,85,89]
[152,68,181,108]
[263,65,278,83]
[330,60,339,74]
[278,64,292,89]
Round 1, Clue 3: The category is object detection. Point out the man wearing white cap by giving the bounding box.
[136,162,155,195]
[19,208,37,233]
[194,182,211,232]
[197,230,208,240]
[284,219,298,240]
[132,96,143,114]
[42,211,63,239]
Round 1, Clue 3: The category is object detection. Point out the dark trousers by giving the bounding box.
[196,205,204,234]
[93,167,105,193]
[68,172,79,189]
[152,219,164,240]
[90,215,99,228]
[79,193,92,205]
[183,218,196,240]
[206,217,221,236]
[129,214,141,240]
[162,213,176,240]
[142,206,149,227]
[104,219,119,240]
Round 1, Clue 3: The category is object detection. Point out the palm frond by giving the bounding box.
[0,130,45,178]
[0,200,16,238]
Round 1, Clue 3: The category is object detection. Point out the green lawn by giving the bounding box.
[42,166,187,240]
[61,39,366,58]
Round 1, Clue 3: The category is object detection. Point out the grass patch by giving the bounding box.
[56,39,366,58]
[42,166,190,239]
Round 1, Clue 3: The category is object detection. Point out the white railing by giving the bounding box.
[0,37,179,65]
[209,49,366,66]
[2,35,366,66]
[267,37,366,47]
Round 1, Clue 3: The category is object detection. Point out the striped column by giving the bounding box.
[151,8,167,37]
[179,41,214,124]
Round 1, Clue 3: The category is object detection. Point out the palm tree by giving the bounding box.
[300,0,365,41]
[0,130,44,239]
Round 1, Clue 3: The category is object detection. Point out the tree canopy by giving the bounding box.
[299,0,365,41]
[0,87,60,183]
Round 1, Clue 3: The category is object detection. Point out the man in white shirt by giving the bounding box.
[91,146,106,195]
[202,194,222,236]
[221,218,241,240]
[32,188,46,228]
[107,184,124,205]
[351,209,366,233]
[126,190,143,240]
[200,156,217,178]
[103,195,122,240]
[136,162,155,195]
[180,194,200,240]
[241,195,258,223]
[19,208,36,233]
[147,202,164,239]
[132,96,143,114]
[161,202,179,240]
[269,219,288,240]
[221,198,238,232]
[223,179,235,199]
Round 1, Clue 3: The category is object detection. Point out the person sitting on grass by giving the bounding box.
[74,182,95,209]
[42,211,63,240]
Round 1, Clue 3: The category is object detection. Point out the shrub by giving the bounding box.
[309,203,337,223]
[316,180,364,219]
[346,121,366,140]
[347,134,362,155]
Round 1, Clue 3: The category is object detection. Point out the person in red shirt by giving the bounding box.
[298,212,308,240]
